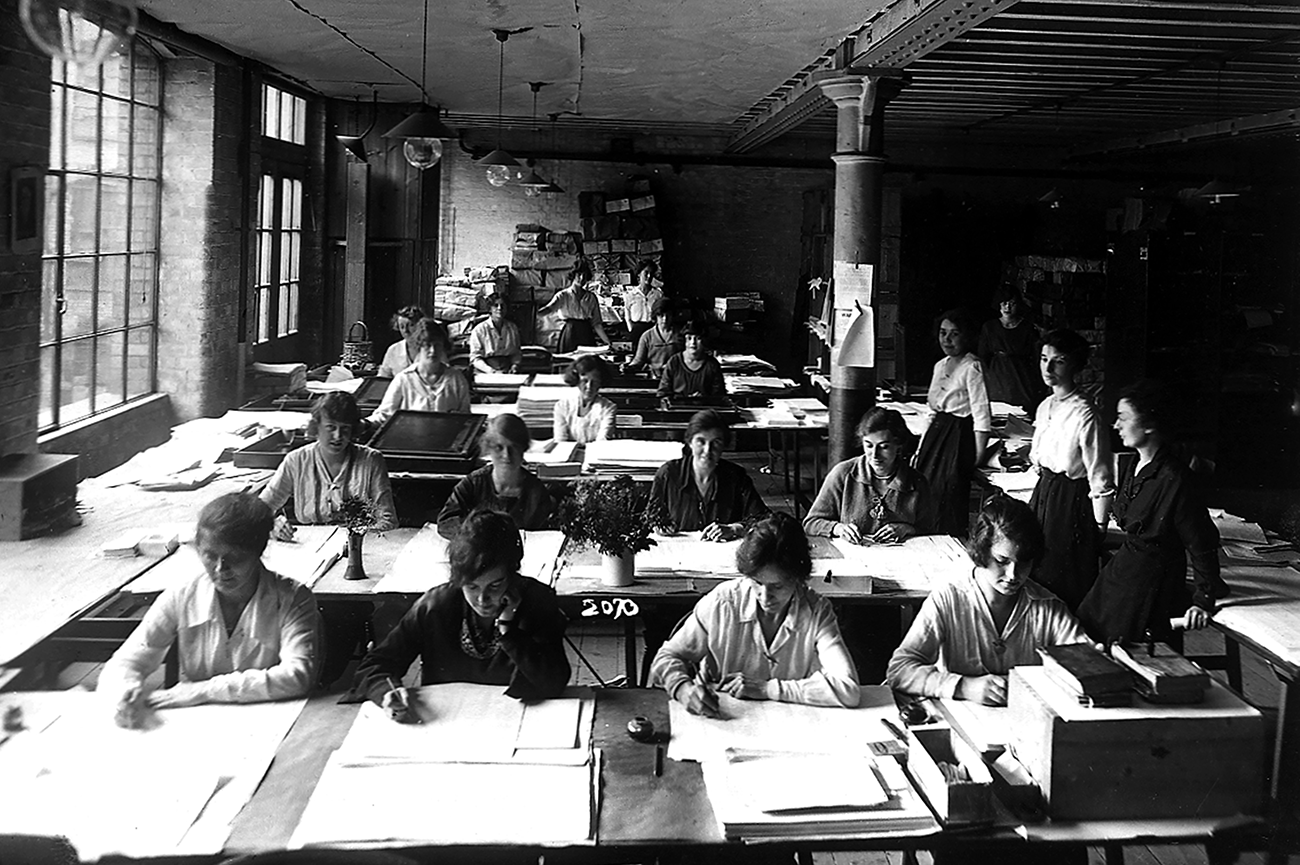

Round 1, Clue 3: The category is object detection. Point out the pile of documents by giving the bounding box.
[473,372,529,388]
[516,385,566,427]
[582,439,683,475]
[822,535,969,590]
[725,375,797,396]
[290,683,597,848]
[124,525,344,594]
[525,439,581,478]
[374,525,565,593]
[1038,643,1133,707]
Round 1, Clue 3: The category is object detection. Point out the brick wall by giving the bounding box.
[0,0,50,457]
[440,147,830,373]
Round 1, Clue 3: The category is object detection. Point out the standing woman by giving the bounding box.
[1029,330,1114,610]
[437,413,553,538]
[623,260,665,346]
[915,309,993,536]
[978,294,1043,413]
[1078,380,1229,646]
[377,305,426,378]
[657,322,726,401]
[538,260,610,353]
[553,355,617,444]
[367,318,471,428]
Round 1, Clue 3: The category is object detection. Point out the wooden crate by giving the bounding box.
[0,453,78,541]
[906,726,995,826]
[1006,665,1264,820]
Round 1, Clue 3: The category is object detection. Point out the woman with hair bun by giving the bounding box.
[377,305,427,378]
[437,413,553,537]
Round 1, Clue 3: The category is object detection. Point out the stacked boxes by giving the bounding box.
[714,292,765,323]
[1010,255,1107,387]
[580,177,662,288]
[510,223,582,296]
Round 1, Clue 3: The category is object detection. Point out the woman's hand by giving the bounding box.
[1183,606,1211,630]
[702,522,742,542]
[382,686,419,724]
[870,523,914,544]
[497,583,523,631]
[271,515,296,542]
[113,686,146,729]
[956,674,1008,706]
[833,522,863,545]
[674,682,721,718]
[720,673,769,701]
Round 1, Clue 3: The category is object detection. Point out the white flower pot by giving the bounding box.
[601,551,635,587]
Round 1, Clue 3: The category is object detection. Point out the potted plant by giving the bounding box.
[557,475,663,587]
[335,495,380,581]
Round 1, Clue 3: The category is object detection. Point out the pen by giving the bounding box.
[881,718,908,743]
[386,676,414,719]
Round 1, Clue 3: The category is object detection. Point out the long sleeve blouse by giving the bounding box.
[367,364,471,427]
[886,570,1087,699]
[926,353,993,433]
[630,325,682,376]
[99,566,322,704]
[377,340,416,378]
[1030,390,1115,499]
[803,457,936,539]
[468,319,523,370]
[552,391,617,444]
[648,456,768,532]
[436,465,554,538]
[353,577,570,704]
[650,577,860,708]
[657,354,726,399]
[259,442,397,530]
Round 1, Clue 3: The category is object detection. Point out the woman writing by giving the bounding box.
[1029,329,1113,610]
[553,355,617,444]
[368,318,471,428]
[804,407,935,544]
[978,294,1043,413]
[652,512,861,713]
[377,305,427,378]
[100,493,322,726]
[537,260,610,353]
[915,309,992,536]
[657,322,725,402]
[437,414,553,538]
[1078,380,1229,646]
[648,409,767,541]
[355,509,571,720]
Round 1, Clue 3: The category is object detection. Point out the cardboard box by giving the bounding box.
[639,238,664,254]
[610,238,638,253]
[0,453,78,541]
[631,195,655,212]
[906,726,995,826]
[1005,665,1264,820]
[578,191,605,217]
[607,197,631,213]
[582,240,610,255]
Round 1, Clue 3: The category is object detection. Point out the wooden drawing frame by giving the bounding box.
[10,166,43,255]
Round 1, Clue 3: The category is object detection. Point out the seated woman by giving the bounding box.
[626,298,682,378]
[354,509,570,719]
[553,355,617,444]
[437,413,553,538]
[1078,380,1228,647]
[368,318,471,429]
[260,391,397,541]
[656,322,725,402]
[469,295,523,373]
[651,512,861,712]
[648,409,767,541]
[100,493,322,727]
[886,496,1088,706]
[804,407,935,544]
[377,305,426,378]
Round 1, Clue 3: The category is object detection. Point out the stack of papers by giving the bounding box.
[715,354,777,375]
[530,373,569,387]
[474,372,529,388]
[517,385,566,427]
[525,440,581,478]
[374,525,565,593]
[125,526,344,594]
[725,375,796,396]
[289,683,596,848]
[821,535,969,589]
[583,439,683,474]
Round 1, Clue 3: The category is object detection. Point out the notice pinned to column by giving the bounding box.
[834,305,875,368]
[832,260,874,311]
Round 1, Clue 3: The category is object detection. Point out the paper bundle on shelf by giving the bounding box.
[516,386,566,427]
[582,439,683,474]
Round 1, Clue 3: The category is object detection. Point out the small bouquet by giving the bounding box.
[557,475,662,559]
[335,495,380,535]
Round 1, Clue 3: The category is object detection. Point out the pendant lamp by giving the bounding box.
[20,0,137,68]
[337,92,377,163]
[519,83,553,198]
[383,0,456,170]
[543,113,565,194]
[481,29,520,186]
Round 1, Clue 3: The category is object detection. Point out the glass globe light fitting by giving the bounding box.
[20,0,137,67]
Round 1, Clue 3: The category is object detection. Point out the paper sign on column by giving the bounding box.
[832,260,874,310]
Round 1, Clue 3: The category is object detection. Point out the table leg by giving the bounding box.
[794,430,804,518]
[624,616,638,686]
[1269,665,1300,860]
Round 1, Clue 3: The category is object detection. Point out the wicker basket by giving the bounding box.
[341,321,372,370]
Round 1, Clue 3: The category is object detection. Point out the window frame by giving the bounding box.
[252,80,310,348]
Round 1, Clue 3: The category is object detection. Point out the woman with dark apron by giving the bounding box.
[978,293,1044,414]
[1078,380,1229,648]
[538,260,609,353]
[914,309,991,537]
[1029,329,1113,610]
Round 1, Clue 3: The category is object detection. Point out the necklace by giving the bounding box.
[460,606,501,659]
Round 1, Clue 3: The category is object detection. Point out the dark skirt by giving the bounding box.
[628,320,653,347]
[1029,468,1098,611]
[1078,538,1186,644]
[915,411,975,536]
[986,353,1043,414]
[558,318,596,353]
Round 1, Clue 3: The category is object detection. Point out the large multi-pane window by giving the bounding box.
[41,41,161,430]
[254,82,307,345]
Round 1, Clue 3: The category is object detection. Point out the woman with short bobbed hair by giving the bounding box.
[657,321,725,400]
[368,318,471,428]
[355,509,571,720]
[651,512,860,714]
[377,305,427,377]
[261,391,397,541]
[437,413,553,537]
[627,297,682,378]
[100,493,323,726]
[553,354,617,443]
[804,407,935,544]
[887,496,1087,706]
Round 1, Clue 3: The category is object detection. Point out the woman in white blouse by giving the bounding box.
[537,260,610,352]
[552,355,617,444]
[914,309,992,536]
[376,305,426,378]
[1030,329,1114,610]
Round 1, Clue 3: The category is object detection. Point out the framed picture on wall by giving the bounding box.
[10,167,43,255]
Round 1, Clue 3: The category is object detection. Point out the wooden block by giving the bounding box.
[0,453,79,541]
[1005,666,1264,820]
[907,726,995,826]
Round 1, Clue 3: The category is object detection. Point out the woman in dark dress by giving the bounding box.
[1078,380,1229,646]
[978,294,1043,413]
[437,413,553,537]
[656,322,726,402]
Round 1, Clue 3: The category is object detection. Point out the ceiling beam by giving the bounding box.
[1070,105,1300,156]
[727,0,1021,153]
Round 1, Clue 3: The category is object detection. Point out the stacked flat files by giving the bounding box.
[525,439,581,478]
[125,525,344,594]
[517,385,567,426]
[290,683,597,848]
[374,525,564,593]
[582,439,683,475]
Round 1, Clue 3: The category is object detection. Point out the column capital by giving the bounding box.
[816,71,907,155]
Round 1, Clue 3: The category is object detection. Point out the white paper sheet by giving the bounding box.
[126,526,344,594]
[825,534,968,588]
[373,527,563,594]
[724,752,888,811]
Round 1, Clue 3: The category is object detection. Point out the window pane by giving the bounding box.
[64,52,98,92]
[65,88,99,172]
[130,180,156,251]
[278,284,289,337]
[99,176,129,252]
[51,58,64,84]
[100,97,130,174]
[97,255,126,329]
[288,232,300,280]
[288,283,299,333]
[61,257,95,338]
[263,84,279,138]
[44,174,62,256]
[59,337,94,423]
[49,84,64,169]
[132,107,159,177]
[95,330,125,411]
[279,233,292,283]
[289,178,303,228]
[293,95,306,145]
[259,175,275,226]
[133,51,159,106]
[63,174,98,254]
[257,287,271,343]
[126,326,154,398]
[280,90,294,141]
[41,260,59,341]
[39,345,57,429]
[128,253,156,325]
[257,232,273,285]
[100,49,129,99]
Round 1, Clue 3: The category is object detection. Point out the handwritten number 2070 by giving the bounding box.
[580,598,640,618]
